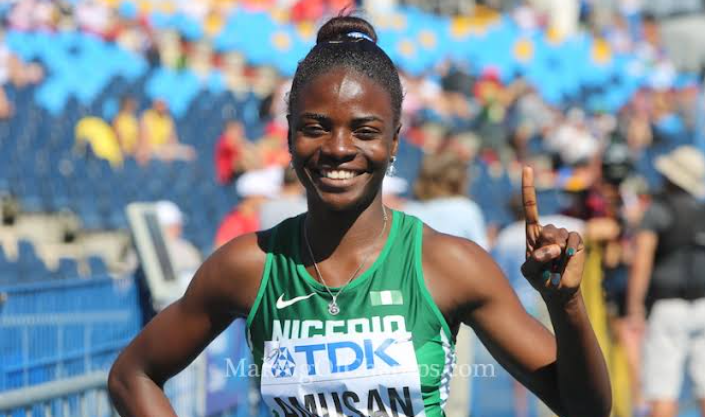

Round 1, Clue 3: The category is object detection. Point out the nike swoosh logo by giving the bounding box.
[276,293,316,309]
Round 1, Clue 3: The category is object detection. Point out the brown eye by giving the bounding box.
[301,125,326,136]
[355,128,379,139]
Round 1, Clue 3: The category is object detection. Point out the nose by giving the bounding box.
[320,127,356,161]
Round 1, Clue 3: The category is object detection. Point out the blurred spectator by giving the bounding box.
[74,116,123,167]
[439,130,480,163]
[627,146,705,417]
[138,99,195,163]
[214,120,257,185]
[545,108,600,168]
[259,166,306,230]
[405,152,488,249]
[257,122,291,168]
[403,152,487,417]
[125,200,203,323]
[0,29,44,120]
[583,141,648,415]
[214,167,281,248]
[492,192,585,417]
[290,0,352,22]
[382,175,409,211]
[474,69,511,152]
[0,88,11,120]
[113,97,139,157]
[8,0,55,31]
[0,38,12,119]
[440,65,474,97]
[75,0,110,36]
[155,200,202,281]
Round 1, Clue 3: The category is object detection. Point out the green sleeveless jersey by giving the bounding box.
[246,210,456,417]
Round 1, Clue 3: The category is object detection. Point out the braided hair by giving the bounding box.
[287,15,404,125]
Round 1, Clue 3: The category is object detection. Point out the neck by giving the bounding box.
[304,195,389,269]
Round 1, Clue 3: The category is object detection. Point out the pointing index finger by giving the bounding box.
[522,166,540,226]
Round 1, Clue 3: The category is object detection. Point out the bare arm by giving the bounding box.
[424,234,611,417]
[108,233,267,416]
[626,230,658,317]
[424,168,610,417]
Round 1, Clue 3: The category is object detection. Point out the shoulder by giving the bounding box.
[640,198,672,232]
[419,224,508,322]
[186,230,271,318]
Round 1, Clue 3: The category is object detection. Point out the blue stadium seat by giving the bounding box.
[0,247,20,285]
[20,259,50,282]
[17,240,38,263]
[87,256,108,276]
[55,257,80,280]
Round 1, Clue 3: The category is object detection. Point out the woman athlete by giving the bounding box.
[109,15,611,417]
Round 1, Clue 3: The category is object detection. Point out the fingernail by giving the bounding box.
[551,273,561,286]
[542,270,551,280]
[567,248,575,256]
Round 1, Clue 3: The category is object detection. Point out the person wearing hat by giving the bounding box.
[626,145,705,417]
[214,167,283,248]
[155,200,202,278]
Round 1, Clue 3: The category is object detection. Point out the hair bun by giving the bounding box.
[316,16,378,45]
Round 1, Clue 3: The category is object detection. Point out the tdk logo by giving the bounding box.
[271,347,296,378]
[294,338,399,376]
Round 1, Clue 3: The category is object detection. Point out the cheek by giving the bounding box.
[290,138,320,170]
[366,141,393,165]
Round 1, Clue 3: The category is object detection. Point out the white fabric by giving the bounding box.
[404,197,489,250]
[156,200,183,226]
[383,176,409,196]
[643,298,705,400]
[261,331,427,416]
[236,166,283,198]
[654,146,705,199]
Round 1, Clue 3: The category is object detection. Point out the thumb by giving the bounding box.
[521,244,562,279]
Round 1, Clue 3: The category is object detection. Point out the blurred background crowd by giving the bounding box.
[1,0,705,417]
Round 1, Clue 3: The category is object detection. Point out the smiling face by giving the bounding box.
[288,68,399,212]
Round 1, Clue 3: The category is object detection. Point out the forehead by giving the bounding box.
[293,68,394,121]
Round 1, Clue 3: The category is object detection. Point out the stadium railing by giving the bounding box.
[0,356,208,417]
[0,275,209,417]
[0,370,114,417]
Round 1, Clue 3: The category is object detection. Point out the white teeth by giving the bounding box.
[322,170,355,180]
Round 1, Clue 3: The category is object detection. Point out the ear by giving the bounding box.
[391,124,401,158]
[286,114,293,153]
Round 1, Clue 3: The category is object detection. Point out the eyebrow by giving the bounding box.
[351,116,384,124]
[298,113,384,124]
[299,113,329,122]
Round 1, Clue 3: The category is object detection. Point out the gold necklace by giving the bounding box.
[303,207,388,315]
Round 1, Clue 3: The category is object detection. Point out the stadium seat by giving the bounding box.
[17,240,38,262]
[56,257,80,279]
[87,255,108,276]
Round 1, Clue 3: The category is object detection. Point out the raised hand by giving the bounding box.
[520,167,585,297]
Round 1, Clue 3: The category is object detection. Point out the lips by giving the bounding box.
[319,168,361,180]
[311,168,366,190]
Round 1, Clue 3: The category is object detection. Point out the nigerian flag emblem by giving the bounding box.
[370,290,403,306]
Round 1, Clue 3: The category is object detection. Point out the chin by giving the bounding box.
[314,192,368,213]
[309,187,381,214]
[304,171,383,213]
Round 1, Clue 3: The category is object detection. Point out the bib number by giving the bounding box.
[261,332,426,417]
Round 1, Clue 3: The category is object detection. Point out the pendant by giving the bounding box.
[328,300,340,315]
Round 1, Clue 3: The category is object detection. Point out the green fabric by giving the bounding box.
[247,210,456,416]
